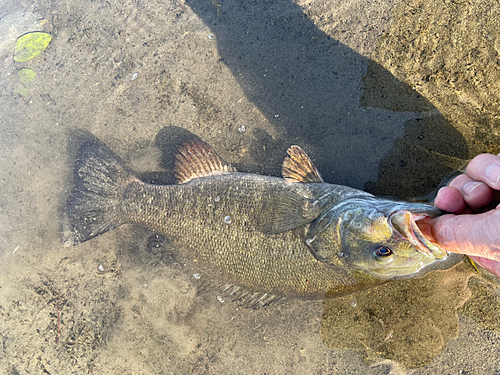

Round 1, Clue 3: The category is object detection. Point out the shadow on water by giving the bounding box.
[321,261,474,368]
[321,260,500,369]
[186,0,468,196]
[181,0,495,369]
[361,60,470,198]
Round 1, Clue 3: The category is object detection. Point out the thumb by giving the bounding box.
[421,210,500,262]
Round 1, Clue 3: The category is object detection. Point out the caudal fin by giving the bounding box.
[62,142,134,247]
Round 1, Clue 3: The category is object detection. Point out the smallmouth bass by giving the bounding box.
[63,139,448,302]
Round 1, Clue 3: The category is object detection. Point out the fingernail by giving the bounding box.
[485,163,500,185]
[462,181,482,196]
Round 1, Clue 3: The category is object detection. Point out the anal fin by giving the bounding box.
[194,275,284,309]
[221,284,285,309]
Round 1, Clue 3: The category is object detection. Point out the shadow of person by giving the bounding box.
[185,0,467,195]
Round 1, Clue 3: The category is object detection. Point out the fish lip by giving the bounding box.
[389,210,447,259]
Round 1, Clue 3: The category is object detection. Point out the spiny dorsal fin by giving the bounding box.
[282,145,323,183]
[174,138,237,184]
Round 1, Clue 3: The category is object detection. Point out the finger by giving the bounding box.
[447,173,493,208]
[429,210,500,262]
[466,153,500,190]
[416,219,433,239]
[433,186,466,213]
[468,256,500,279]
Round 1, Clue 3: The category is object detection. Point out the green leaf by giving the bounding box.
[14,32,52,62]
[14,86,30,97]
[18,68,37,84]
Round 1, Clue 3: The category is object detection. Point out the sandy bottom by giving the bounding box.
[1,0,500,373]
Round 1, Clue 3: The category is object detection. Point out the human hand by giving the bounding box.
[418,154,500,278]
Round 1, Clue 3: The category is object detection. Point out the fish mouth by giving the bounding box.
[389,211,447,259]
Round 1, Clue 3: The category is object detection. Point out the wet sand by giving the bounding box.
[1,0,500,373]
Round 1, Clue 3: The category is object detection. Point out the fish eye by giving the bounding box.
[372,246,394,263]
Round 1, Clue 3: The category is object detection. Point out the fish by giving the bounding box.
[63,138,449,302]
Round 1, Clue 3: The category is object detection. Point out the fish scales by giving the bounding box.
[119,174,360,298]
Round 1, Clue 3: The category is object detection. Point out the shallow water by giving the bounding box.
[1,0,500,373]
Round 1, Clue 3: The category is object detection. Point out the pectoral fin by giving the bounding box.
[257,191,322,234]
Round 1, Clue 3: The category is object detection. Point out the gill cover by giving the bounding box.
[304,197,391,265]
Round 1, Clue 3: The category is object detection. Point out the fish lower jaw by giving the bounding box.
[365,260,433,279]
[389,210,446,259]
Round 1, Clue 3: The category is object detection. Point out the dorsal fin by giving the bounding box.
[282,145,323,183]
[174,139,237,184]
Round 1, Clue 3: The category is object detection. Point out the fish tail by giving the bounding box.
[62,142,134,247]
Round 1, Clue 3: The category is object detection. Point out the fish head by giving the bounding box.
[305,197,448,278]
